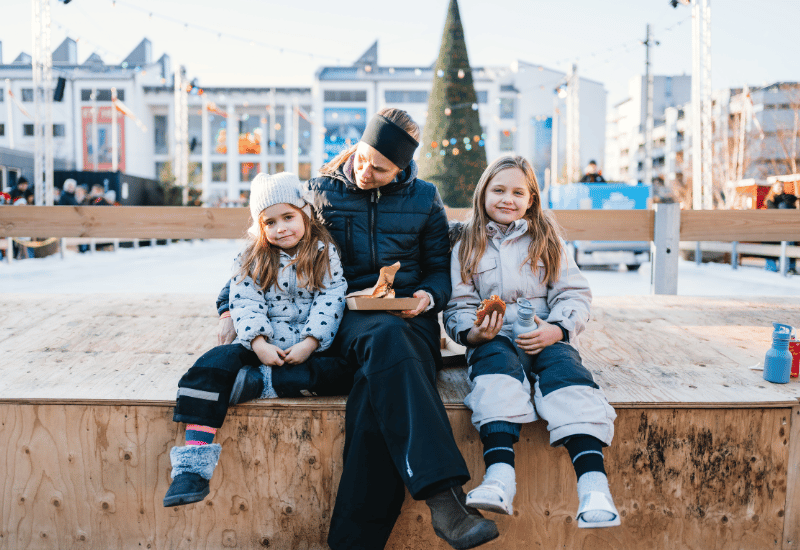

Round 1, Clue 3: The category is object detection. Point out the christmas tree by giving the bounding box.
[418,0,487,208]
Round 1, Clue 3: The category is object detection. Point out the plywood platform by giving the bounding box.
[1,294,798,408]
[1,294,799,550]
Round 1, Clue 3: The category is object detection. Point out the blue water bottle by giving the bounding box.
[512,298,537,370]
[763,322,793,384]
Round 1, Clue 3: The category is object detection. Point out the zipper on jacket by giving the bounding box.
[344,216,353,265]
[369,191,378,271]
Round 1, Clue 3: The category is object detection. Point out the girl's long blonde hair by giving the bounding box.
[457,155,564,285]
[236,206,338,293]
[319,107,421,175]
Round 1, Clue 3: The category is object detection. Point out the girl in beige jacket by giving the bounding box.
[443,156,619,528]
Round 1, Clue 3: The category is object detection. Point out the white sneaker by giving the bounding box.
[465,464,516,515]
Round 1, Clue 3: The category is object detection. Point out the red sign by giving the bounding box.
[82,106,125,171]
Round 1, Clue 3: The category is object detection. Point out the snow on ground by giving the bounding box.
[1,239,798,297]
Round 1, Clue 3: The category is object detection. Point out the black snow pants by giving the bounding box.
[172,343,354,428]
[327,311,471,550]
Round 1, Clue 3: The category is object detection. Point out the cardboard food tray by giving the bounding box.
[346,297,421,310]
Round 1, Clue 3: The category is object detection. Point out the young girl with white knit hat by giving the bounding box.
[164,172,347,507]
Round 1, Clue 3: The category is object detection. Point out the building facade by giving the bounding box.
[2,39,608,204]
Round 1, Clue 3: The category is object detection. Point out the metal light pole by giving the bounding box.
[31,0,54,205]
[565,63,580,184]
[643,24,659,187]
[677,0,712,209]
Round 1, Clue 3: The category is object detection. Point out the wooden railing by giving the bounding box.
[2,205,799,292]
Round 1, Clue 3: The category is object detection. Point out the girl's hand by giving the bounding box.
[252,336,286,366]
[284,337,319,365]
[515,315,563,355]
[466,311,503,345]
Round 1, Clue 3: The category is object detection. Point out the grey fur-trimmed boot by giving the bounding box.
[163,443,221,507]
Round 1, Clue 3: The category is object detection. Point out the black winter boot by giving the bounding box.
[426,486,500,549]
[229,365,264,405]
[164,472,209,507]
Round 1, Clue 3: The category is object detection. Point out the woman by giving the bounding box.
[215,108,498,550]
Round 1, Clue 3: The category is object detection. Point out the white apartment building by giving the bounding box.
[605,74,692,184]
[2,39,609,203]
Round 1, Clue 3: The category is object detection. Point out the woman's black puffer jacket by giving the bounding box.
[217,159,452,317]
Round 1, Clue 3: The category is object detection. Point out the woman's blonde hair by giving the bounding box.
[319,107,421,175]
[236,205,338,293]
[457,155,564,285]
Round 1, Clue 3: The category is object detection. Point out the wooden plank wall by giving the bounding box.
[2,205,798,242]
[0,404,790,550]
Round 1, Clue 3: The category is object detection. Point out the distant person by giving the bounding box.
[10,177,34,204]
[579,160,606,183]
[87,184,111,205]
[764,181,798,274]
[75,184,88,205]
[58,179,80,206]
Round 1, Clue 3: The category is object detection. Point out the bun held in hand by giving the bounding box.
[475,295,506,325]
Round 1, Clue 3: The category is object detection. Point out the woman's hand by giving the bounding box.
[466,311,503,346]
[514,316,563,355]
[284,337,319,365]
[393,290,431,319]
[218,315,236,345]
[251,335,286,366]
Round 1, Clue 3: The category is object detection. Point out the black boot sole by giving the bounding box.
[433,523,500,550]
[163,485,210,507]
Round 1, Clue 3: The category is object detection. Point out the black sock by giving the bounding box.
[564,435,606,480]
[482,432,515,469]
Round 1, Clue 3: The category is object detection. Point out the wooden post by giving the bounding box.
[731,241,738,270]
[651,202,680,295]
[60,237,65,260]
[5,237,12,264]
[695,241,702,265]
[784,405,800,550]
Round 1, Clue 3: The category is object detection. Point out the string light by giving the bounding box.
[107,0,346,63]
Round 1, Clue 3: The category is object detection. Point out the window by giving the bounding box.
[500,84,517,92]
[212,162,227,182]
[0,88,4,102]
[0,124,4,136]
[265,106,286,154]
[298,105,312,156]
[23,124,34,136]
[80,89,124,101]
[298,162,311,181]
[384,90,428,103]
[209,116,227,154]
[238,115,262,155]
[324,90,367,102]
[22,89,34,102]
[189,115,202,154]
[155,162,169,182]
[240,162,260,182]
[499,97,515,119]
[154,115,168,154]
[53,124,66,137]
[499,129,514,151]
[476,91,488,103]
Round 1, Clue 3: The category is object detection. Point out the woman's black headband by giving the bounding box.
[360,114,419,170]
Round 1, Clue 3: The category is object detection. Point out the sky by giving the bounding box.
[2,0,799,106]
